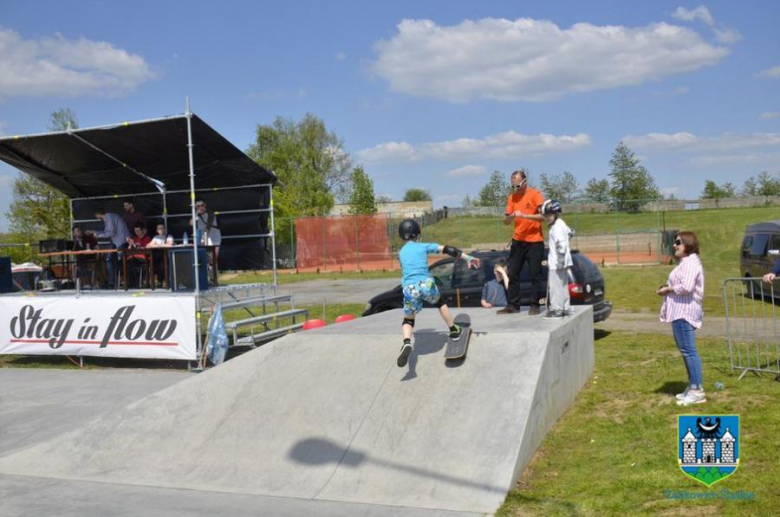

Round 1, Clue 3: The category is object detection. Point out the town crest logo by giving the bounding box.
[678,415,739,487]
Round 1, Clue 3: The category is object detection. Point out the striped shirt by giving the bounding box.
[659,253,704,329]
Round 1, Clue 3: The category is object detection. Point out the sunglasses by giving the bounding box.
[195,204,205,208]
[511,180,527,190]
[674,239,683,246]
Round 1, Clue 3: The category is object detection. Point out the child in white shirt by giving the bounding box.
[539,200,572,318]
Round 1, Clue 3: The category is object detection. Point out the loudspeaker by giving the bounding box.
[169,249,209,292]
[0,257,12,293]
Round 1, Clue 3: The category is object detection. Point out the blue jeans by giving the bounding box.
[672,319,703,390]
[105,243,129,287]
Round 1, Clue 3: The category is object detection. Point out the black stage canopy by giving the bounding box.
[0,114,278,272]
[0,114,275,197]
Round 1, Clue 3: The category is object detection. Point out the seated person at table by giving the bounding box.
[481,260,509,308]
[126,222,152,287]
[72,226,98,251]
[72,226,99,286]
[146,223,174,287]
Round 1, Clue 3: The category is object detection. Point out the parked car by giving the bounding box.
[362,249,613,322]
[741,219,780,297]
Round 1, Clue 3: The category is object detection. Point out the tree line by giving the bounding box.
[5,110,780,243]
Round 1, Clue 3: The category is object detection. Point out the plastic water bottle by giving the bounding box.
[714,381,725,390]
[183,231,189,245]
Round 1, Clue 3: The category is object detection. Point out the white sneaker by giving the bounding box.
[676,390,706,406]
[675,388,690,401]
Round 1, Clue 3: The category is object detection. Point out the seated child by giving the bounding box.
[481,260,509,308]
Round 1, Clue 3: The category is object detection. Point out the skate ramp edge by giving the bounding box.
[0,307,594,514]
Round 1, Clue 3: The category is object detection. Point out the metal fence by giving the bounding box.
[723,278,780,379]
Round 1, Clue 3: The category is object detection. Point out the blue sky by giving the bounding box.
[1,0,779,231]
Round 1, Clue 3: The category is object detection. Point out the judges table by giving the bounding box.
[39,246,218,291]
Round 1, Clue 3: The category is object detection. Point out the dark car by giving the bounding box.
[741,219,780,297]
[362,249,613,322]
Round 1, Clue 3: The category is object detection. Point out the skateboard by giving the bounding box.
[444,314,472,361]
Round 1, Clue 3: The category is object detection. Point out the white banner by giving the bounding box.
[0,295,197,360]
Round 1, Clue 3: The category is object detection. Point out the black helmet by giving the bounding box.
[538,199,562,216]
[398,219,421,241]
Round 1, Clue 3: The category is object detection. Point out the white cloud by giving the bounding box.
[757,66,780,79]
[672,6,714,26]
[373,17,728,102]
[659,186,683,198]
[713,27,741,44]
[0,28,153,99]
[624,132,780,152]
[356,141,420,163]
[357,131,591,164]
[445,165,487,177]
[672,6,741,44]
[0,174,15,187]
[759,112,780,120]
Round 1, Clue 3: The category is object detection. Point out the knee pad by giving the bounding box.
[402,317,415,328]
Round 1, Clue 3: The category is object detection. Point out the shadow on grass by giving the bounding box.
[654,380,688,396]
[594,329,611,341]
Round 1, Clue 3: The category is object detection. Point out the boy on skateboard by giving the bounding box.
[539,200,573,318]
[396,219,481,367]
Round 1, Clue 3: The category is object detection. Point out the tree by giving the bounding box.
[376,195,393,204]
[584,178,611,203]
[741,172,780,196]
[474,170,510,207]
[247,113,352,232]
[701,180,737,199]
[6,108,76,238]
[539,171,580,203]
[608,142,660,213]
[462,194,474,208]
[347,166,377,215]
[403,188,431,202]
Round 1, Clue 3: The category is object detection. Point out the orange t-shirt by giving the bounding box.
[505,187,545,242]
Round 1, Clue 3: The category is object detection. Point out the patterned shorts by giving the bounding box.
[402,278,441,316]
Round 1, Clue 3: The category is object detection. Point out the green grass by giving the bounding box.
[497,330,780,516]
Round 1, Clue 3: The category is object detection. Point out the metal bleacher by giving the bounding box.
[199,284,308,348]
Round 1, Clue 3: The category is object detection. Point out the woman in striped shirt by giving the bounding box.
[657,232,705,406]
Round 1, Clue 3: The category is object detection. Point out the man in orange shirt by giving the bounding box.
[498,169,546,315]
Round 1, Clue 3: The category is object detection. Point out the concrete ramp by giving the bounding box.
[0,308,594,514]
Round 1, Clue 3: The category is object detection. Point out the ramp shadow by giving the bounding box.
[290,437,504,495]
[402,329,447,381]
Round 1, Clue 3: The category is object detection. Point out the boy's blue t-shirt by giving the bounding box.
[399,241,439,285]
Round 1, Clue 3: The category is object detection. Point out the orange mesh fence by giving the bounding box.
[294,215,392,270]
